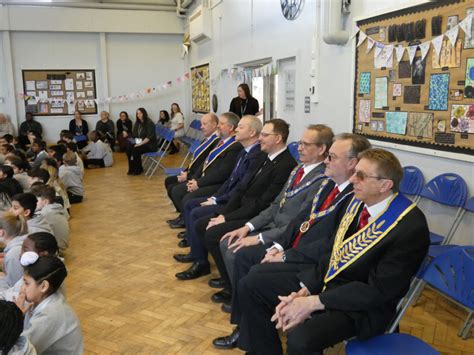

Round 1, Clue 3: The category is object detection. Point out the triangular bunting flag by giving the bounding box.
[431,35,444,57]
[459,13,473,38]
[357,31,367,47]
[445,25,459,46]
[366,37,376,53]
[407,45,418,64]
[395,44,405,63]
[419,42,431,61]
[374,42,384,58]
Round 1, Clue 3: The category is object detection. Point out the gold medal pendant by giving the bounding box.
[300,221,310,233]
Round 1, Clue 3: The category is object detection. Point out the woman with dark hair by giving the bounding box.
[116,111,133,152]
[229,83,259,118]
[126,107,158,175]
[0,300,35,355]
[169,103,185,154]
[158,110,171,126]
[68,111,89,149]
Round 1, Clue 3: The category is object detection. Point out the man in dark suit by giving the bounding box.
[237,148,430,354]
[175,119,297,281]
[167,112,242,228]
[165,113,219,214]
[173,115,266,256]
[213,133,371,349]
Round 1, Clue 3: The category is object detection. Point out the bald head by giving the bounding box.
[200,113,219,138]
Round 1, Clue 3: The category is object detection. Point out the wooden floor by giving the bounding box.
[64,153,473,354]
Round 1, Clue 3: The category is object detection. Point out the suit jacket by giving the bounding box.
[282,183,355,264]
[194,141,243,188]
[214,144,266,204]
[297,203,429,339]
[248,163,326,243]
[187,137,220,179]
[222,148,297,221]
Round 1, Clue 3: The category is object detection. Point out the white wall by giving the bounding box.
[187,0,473,244]
[0,4,186,141]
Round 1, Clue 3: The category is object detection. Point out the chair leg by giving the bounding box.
[388,279,426,333]
[411,282,426,306]
[459,311,473,339]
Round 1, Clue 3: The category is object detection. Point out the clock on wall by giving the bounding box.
[280,0,304,21]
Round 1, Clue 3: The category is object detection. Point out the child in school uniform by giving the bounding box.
[15,255,83,354]
[5,156,30,192]
[58,152,84,204]
[0,300,36,355]
[10,193,53,235]
[1,232,59,302]
[30,185,69,253]
[82,130,113,168]
[0,212,28,292]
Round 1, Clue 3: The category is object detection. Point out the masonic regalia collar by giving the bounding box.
[188,133,220,169]
[203,135,237,171]
[279,165,326,209]
[324,193,416,285]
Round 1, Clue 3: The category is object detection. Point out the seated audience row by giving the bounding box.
[164,113,430,354]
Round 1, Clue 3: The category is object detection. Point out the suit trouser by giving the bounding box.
[237,269,357,355]
[170,183,220,213]
[165,175,179,206]
[195,218,247,288]
[229,245,313,325]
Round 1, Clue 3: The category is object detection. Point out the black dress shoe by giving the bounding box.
[175,262,211,280]
[173,253,194,263]
[221,301,231,314]
[213,327,240,349]
[177,231,186,239]
[169,219,185,229]
[208,278,226,289]
[166,215,182,225]
[211,289,232,304]
[178,238,189,248]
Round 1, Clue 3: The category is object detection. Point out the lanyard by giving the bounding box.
[241,99,248,116]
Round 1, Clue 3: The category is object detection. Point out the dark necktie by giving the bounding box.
[291,167,305,189]
[319,186,340,211]
[357,207,370,230]
[216,140,224,148]
[292,185,340,248]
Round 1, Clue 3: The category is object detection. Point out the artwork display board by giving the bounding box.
[22,70,97,116]
[354,0,474,155]
[191,63,210,113]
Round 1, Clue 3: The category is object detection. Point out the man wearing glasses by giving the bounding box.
[213,133,371,349]
[237,148,430,355]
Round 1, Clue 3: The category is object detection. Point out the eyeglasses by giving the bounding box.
[297,141,320,148]
[260,132,278,138]
[326,153,356,161]
[353,170,390,181]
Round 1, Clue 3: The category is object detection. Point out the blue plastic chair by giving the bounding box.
[164,138,201,176]
[418,173,467,245]
[143,128,175,178]
[288,141,300,162]
[400,166,424,202]
[346,334,439,355]
[73,134,87,143]
[181,119,202,146]
[389,246,474,339]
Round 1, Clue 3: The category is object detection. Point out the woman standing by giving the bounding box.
[68,111,89,149]
[229,83,259,118]
[116,111,133,152]
[126,108,157,175]
[95,111,115,150]
[168,103,185,154]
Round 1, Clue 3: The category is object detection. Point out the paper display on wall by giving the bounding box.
[38,90,48,100]
[65,79,74,91]
[407,112,434,138]
[428,73,450,111]
[374,77,388,108]
[358,100,371,123]
[450,104,474,133]
[359,72,371,94]
[26,81,36,91]
[465,57,474,98]
[386,111,408,135]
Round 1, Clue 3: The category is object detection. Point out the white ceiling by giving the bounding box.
[0,0,177,5]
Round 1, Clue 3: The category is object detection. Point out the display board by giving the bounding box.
[354,0,474,155]
[22,69,97,116]
[191,63,210,113]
